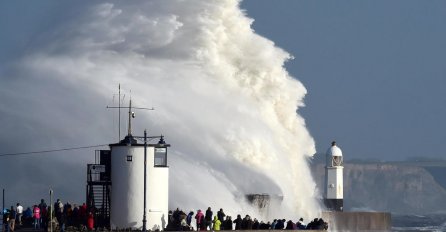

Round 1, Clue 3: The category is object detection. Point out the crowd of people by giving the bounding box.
[2,199,95,232]
[3,202,328,231]
[165,207,328,231]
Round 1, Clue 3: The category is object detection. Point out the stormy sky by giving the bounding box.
[241,0,446,161]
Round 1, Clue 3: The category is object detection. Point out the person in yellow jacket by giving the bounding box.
[213,216,221,231]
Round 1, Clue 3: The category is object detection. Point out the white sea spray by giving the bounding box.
[0,0,320,220]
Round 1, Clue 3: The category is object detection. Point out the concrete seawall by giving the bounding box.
[322,211,391,231]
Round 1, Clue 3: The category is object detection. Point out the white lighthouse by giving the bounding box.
[324,141,343,211]
[109,99,170,230]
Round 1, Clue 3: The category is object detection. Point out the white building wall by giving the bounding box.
[110,145,169,230]
[147,147,169,231]
[326,167,343,199]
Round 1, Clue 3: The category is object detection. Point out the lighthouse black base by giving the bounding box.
[324,198,343,211]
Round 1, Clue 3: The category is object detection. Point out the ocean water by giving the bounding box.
[392,214,446,232]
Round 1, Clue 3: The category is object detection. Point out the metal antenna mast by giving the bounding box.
[119,84,121,140]
[107,84,126,142]
[128,98,133,136]
[107,89,154,140]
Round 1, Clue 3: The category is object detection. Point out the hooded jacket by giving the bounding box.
[213,216,221,231]
[195,210,204,224]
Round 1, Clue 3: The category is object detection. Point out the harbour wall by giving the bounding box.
[322,211,391,231]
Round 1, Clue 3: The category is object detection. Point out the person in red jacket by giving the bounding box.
[79,203,87,227]
[194,209,204,231]
[87,212,94,231]
[33,205,41,229]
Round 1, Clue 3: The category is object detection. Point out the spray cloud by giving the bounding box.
[0,0,320,220]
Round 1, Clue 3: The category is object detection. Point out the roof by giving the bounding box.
[327,145,343,157]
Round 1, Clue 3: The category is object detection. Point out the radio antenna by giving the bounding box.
[119,84,121,140]
[107,86,154,141]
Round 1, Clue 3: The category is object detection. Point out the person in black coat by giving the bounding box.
[205,207,213,230]
[217,209,225,222]
[233,215,242,230]
[275,219,285,230]
[224,216,233,230]
[252,219,260,230]
[285,220,294,230]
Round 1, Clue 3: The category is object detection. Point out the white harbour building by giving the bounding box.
[87,98,169,230]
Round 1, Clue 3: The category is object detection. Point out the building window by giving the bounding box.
[332,156,343,166]
[154,147,167,166]
[127,155,132,162]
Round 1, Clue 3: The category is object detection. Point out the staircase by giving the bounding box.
[90,184,111,215]
[87,162,111,228]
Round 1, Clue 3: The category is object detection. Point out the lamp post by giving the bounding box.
[142,129,147,232]
[2,189,4,232]
[133,133,165,231]
[49,189,53,232]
